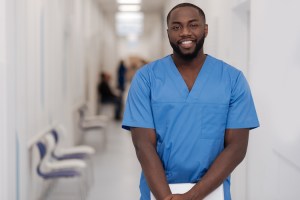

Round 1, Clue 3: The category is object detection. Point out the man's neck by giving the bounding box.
[172,52,206,71]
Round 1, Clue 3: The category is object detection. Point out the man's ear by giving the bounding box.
[204,24,208,37]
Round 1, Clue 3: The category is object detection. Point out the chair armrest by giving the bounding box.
[46,159,86,170]
[84,115,109,122]
[81,120,107,128]
[55,146,95,155]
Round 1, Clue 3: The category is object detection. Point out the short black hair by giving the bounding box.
[167,3,206,25]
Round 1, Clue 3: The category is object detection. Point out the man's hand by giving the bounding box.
[163,194,174,200]
[163,193,192,200]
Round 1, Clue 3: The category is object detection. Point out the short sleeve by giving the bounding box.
[226,72,260,129]
[122,69,155,130]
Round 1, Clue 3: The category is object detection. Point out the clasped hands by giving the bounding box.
[163,192,195,200]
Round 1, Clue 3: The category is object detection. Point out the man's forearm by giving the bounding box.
[188,129,249,200]
[135,142,172,200]
[189,145,245,199]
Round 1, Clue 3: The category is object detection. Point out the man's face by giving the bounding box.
[167,6,207,60]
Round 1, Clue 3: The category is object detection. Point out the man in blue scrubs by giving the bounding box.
[122,3,259,200]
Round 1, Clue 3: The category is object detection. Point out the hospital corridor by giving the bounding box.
[1,0,300,199]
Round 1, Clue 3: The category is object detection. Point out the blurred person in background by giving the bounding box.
[98,72,122,120]
[122,3,259,200]
[117,60,127,93]
[116,60,127,118]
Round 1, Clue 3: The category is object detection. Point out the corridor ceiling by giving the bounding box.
[97,0,165,13]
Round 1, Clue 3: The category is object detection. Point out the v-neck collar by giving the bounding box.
[167,54,213,101]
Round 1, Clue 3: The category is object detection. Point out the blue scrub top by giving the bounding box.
[122,55,259,200]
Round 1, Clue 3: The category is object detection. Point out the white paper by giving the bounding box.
[151,183,224,200]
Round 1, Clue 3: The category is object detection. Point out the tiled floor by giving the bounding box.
[45,105,141,200]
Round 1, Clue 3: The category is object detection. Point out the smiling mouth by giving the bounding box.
[179,40,194,48]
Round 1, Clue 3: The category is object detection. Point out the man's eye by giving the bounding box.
[190,23,199,29]
[171,25,181,31]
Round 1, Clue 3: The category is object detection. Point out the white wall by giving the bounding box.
[83,0,104,115]
[248,0,300,199]
[1,0,105,199]
[101,13,118,86]
[0,0,9,199]
[2,0,18,199]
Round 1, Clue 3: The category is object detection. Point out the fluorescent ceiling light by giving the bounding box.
[116,12,144,36]
[117,0,141,4]
[116,12,143,22]
[119,5,141,12]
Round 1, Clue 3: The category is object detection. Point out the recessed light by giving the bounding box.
[117,0,141,4]
[119,5,141,12]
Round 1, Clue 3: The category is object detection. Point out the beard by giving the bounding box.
[170,34,205,61]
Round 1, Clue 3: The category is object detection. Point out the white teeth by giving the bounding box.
[181,41,192,44]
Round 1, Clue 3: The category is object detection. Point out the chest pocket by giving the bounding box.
[201,105,228,139]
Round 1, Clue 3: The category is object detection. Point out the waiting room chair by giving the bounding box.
[50,126,95,160]
[49,126,95,186]
[78,104,109,130]
[36,139,87,200]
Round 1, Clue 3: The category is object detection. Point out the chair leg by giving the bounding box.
[43,177,87,200]
[78,175,87,200]
[85,157,94,188]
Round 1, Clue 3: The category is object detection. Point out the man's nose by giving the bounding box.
[179,26,192,36]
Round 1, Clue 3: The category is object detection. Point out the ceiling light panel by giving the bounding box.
[116,12,144,36]
[118,5,141,12]
[117,0,142,4]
